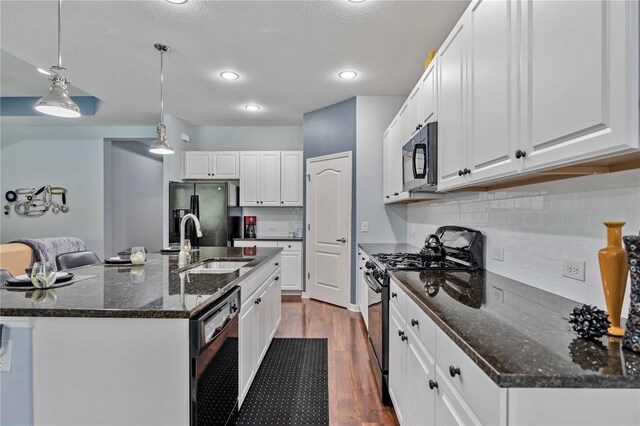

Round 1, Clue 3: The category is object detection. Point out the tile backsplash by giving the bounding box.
[242,207,303,237]
[407,169,640,316]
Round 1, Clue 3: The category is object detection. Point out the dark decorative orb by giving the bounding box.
[568,305,610,340]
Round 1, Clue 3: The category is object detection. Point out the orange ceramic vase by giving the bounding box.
[598,221,629,337]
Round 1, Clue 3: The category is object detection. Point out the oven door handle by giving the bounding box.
[365,272,383,294]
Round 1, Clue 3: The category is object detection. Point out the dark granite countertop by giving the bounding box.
[0,247,281,319]
[234,237,303,242]
[358,243,640,388]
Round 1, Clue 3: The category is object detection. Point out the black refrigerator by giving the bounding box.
[169,182,242,247]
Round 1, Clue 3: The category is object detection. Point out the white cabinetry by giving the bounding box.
[280,151,304,206]
[234,240,303,291]
[183,151,239,180]
[357,250,369,328]
[518,0,638,170]
[420,61,437,128]
[240,151,303,207]
[239,257,281,407]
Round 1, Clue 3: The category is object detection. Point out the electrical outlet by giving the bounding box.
[562,260,586,281]
[361,222,369,232]
[492,247,504,262]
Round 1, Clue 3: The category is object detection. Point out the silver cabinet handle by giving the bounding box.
[336,238,347,243]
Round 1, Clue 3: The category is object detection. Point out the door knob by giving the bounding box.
[429,380,438,390]
[336,238,347,243]
[515,149,527,159]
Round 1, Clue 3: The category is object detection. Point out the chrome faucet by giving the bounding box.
[179,213,203,265]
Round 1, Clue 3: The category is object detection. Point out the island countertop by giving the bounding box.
[0,247,281,319]
[359,242,640,389]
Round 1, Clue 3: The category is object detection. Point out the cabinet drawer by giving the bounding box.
[240,256,280,304]
[405,297,436,362]
[234,241,278,248]
[436,327,502,425]
[434,366,479,426]
[389,278,406,316]
[277,241,302,251]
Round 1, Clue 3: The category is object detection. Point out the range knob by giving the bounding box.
[365,261,375,270]
[372,270,384,280]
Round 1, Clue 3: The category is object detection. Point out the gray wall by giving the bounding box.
[0,125,155,258]
[105,141,164,257]
[303,97,358,304]
[356,96,407,244]
[192,126,303,151]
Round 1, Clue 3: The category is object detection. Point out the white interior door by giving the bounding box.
[306,152,352,308]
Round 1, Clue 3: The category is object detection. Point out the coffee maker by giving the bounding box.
[244,216,257,238]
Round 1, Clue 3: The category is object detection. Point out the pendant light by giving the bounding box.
[35,0,81,118]
[149,43,175,155]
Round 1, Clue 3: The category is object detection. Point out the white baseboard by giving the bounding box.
[348,303,360,313]
[301,292,310,299]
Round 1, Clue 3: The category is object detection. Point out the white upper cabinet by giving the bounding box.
[519,0,639,170]
[420,61,437,127]
[280,151,303,206]
[408,82,423,138]
[260,152,281,206]
[240,151,303,207]
[240,152,261,206]
[183,151,240,180]
[383,127,391,202]
[437,19,469,191]
[467,0,519,182]
[389,109,406,198]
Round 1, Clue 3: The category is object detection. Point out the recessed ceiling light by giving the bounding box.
[166,0,188,3]
[245,105,261,112]
[37,68,50,75]
[220,71,239,80]
[338,70,358,79]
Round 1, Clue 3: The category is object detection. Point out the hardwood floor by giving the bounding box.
[275,297,399,426]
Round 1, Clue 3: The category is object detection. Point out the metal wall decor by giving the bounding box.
[3,185,69,217]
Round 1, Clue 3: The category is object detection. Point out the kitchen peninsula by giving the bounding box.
[0,247,282,426]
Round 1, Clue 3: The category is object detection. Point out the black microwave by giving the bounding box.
[402,121,437,192]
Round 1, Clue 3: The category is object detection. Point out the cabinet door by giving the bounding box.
[257,287,270,365]
[272,272,282,337]
[183,152,212,179]
[388,305,406,424]
[408,82,422,138]
[358,252,368,328]
[467,0,519,183]
[240,152,260,206]
[212,152,239,179]
[405,336,436,426]
[239,300,256,407]
[520,0,637,169]
[437,19,469,191]
[382,126,392,202]
[280,151,303,206]
[280,250,302,290]
[434,368,477,426]
[420,61,437,127]
[389,105,408,198]
[260,152,281,206]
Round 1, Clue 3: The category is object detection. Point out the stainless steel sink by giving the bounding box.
[187,261,249,274]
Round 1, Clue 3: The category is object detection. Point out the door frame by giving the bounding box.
[305,151,353,309]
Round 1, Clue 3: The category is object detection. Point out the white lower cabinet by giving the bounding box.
[389,280,504,426]
[238,257,282,407]
[234,240,303,291]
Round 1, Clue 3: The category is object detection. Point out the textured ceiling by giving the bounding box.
[0,0,469,126]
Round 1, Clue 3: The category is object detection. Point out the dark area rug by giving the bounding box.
[230,338,329,426]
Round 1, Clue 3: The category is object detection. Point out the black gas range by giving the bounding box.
[365,226,484,405]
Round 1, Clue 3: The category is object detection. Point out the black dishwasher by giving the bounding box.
[189,287,240,426]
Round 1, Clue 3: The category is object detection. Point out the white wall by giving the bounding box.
[0,125,155,259]
[356,96,407,243]
[407,169,640,315]
[192,126,302,151]
[106,141,164,256]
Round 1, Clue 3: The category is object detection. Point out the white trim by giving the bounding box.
[301,292,310,299]
[0,317,35,329]
[348,303,360,313]
[306,150,352,164]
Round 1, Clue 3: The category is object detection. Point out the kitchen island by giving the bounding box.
[0,247,282,426]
